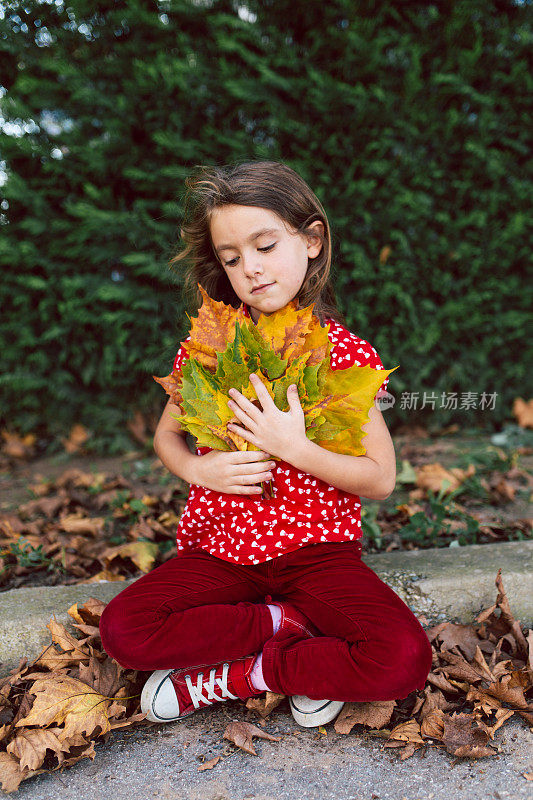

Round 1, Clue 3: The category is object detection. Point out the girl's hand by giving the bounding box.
[193,449,276,496]
[226,373,307,460]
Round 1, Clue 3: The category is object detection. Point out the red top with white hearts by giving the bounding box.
[170,303,390,564]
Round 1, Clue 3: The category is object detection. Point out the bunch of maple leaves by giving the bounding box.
[0,570,531,792]
[153,286,397,496]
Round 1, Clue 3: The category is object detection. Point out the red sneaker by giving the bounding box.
[268,599,320,639]
[141,654,263,723]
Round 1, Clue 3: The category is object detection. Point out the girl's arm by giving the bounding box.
[153,398,274,494]
[289,402,396,500]
[153,399,201,484]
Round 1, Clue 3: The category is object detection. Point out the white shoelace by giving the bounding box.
[184,662,239,710]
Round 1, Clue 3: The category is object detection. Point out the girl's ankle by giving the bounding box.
[267,603,282,635]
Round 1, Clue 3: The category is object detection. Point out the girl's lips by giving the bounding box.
[252,283,274,294]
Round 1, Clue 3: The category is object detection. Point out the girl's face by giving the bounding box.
[210,204,323,324]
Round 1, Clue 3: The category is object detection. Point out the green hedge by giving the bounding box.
[0,0,530,454]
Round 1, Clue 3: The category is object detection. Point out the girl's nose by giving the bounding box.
[242,254,264,278]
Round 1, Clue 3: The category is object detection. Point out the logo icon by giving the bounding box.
[375,390,396,411]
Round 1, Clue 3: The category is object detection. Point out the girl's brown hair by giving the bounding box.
[170,159,347,328]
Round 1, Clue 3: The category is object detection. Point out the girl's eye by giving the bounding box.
[224,243,276,268]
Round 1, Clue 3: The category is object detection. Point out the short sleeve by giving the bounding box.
[357,339,389,396]
[172,336,191,376]
[328,322,389,397]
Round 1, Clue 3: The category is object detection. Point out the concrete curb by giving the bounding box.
[1,541,531,678]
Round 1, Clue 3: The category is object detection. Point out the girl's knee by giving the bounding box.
[392,626,433,696]
[99,595,138,667]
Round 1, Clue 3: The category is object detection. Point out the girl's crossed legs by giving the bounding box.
[99,542,432,702]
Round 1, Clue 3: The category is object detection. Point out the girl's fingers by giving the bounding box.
[247,461,272,470]
[227,422,252,441]
[228,394,261,422]
[233,473,273,487]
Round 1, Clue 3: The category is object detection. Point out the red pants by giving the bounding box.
[99,542,432,702]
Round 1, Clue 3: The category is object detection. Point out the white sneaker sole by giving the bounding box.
[289,695,345,728]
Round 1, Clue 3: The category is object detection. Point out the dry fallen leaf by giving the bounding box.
[388,719,425,744]
[15,675,112,740]
[513,397,533,429]
[197,755,221,771]
[415,462,475,494]
[334,700,396,734]
[1,431,36,460]
[61,424,91,454]
[223,721,282,756]
[245,691,285,719]
[441,713,497,758]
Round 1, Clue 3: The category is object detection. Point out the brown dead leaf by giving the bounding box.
[1,431,36,460]
[53,739,97,768]
[0,723,13,743]
[75,597,107,625]
[62,424,90,454]
[245,691,285,718]
[437,623,484,662]
[399,741,425,760]
[0,751,30,792]
[388,719,424,743]
[441,713,497,758]
[334,700,396,734]
[78,656,124,698]
[490,475,516,503]
[101,541,158,573]
[46,619,89,659]
[418,686,455,718]
[79,570,126,583]
[32,645,86,671]
[438,650,488,683]
[513,398,533,428]
[484,672,530,709]
[127,411,151,444]
[58,514,105,536]
[420,709,445,739]
[198,755,221,771]
[475,708,514,739]
[108,711,147,730]
[20,495,65,518]
[426,671,462,694]
[6,726,67,771]
[15,675,111,740]
[466,684,501,711]
[396,502,425,517]
[223,721,282,756]
[415,462,475,494]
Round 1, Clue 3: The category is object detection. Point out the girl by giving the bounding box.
[99,160,432,728]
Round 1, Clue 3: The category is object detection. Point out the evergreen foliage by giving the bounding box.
[0,0,530,453]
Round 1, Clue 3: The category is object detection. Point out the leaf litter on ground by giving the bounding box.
[1,438,530,592]
[0,569,532,792]
[0,463,187,590]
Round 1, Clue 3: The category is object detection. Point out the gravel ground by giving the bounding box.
[7,701,533,800]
